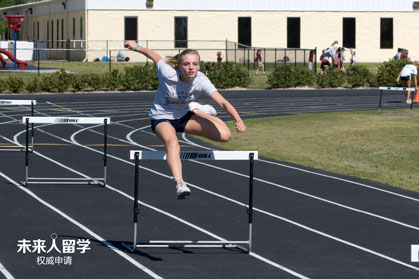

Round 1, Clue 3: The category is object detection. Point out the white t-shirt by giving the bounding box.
[149,60,217,120]
[401,64,418,77]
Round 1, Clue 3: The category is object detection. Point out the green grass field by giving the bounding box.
[195,110,419,193]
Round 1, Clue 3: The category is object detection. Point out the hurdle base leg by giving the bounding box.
[22,177,106,186]
[123,240,250,253]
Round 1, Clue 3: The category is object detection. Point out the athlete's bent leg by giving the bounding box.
[184,112,231,142]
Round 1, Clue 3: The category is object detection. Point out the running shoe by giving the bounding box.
[176,181,191,199]
[189,102,217,116]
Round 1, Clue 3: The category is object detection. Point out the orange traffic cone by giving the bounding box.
[414,90,419,103]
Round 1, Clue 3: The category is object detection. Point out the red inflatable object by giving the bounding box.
[0,49,28,69]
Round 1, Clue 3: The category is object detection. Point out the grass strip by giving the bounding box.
[196,110,419,192]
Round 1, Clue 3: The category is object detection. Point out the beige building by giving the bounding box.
[1,0,419,62]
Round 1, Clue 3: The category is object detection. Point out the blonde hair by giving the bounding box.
[166,49,201,69]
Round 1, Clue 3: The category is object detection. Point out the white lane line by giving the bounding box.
[69,127,419,272]
[258,158,419,202]
[181,133,419,203]
[0,171,163,279]
[3,135,310,279]
[106,185,311,279]
[0,262,15,279]
[19,102,419,272]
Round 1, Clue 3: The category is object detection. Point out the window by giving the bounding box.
[37,22,39,40]
[380,18,393,49]
[72,18,75,40]
[238,17,251,48]
[51,20,54,48]
[61,19,64,47]
[56,19,59,48]
[343,18,356,48]
[47,21,49,47]
[80,17,83,39]
[174,17,187,48]
[287,17,300,48]
[124,17,138,41]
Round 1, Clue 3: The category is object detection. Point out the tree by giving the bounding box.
[0,18,7,35]
[0,1,29,8]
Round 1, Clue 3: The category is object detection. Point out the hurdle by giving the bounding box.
[124,150,258,254]
[0,100,36,151]
[378,86,416,112]
[22,116,110,187]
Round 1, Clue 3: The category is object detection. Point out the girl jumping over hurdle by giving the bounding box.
[125,40,246,199]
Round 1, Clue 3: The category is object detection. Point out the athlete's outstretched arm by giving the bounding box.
[210,91,246,134]
[124,40,163,64]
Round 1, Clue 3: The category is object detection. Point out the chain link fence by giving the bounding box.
[1,39,317,73]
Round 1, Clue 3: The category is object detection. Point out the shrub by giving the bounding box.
[293,66,316,87]
[346,65,373,88]
[53,69,74,92]
[6,75,25,93]
[123,63,159,90]
[376,59,411,87]
[267,64,296,88]
[201,61,251,89]
[40,74,56,92]
[0,78,7,93]
[104,69,123,91]
[72,74,90,91]
[316,68,346,88]
[267,64,315,88]
[85,73,105,91]
[25,77,42,93]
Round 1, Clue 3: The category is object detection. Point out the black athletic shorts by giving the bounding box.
[150,111,195,133]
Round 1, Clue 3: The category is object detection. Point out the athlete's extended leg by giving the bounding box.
[154,122,190,199]
[184,111,231,142]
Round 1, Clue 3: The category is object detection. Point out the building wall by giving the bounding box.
[1,0,418,62]
[85,10,419,62]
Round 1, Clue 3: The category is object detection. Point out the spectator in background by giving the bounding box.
[350,49,356,67]
[256,49,265,75]
[396,62,419,104]
[320,49,330,74]
[338,47,346,72]
[401,49,410,60]
[308,50,314,70]
[216,51,222,68]
[332,47,340,68]
[393,48,402,60]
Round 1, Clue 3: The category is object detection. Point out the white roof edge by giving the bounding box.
[0,0,417,13]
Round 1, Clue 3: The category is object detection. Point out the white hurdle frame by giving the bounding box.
[378,86,416,112]
[22,116,110,187]
[0,100,36,152]
[124,150,258,254]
